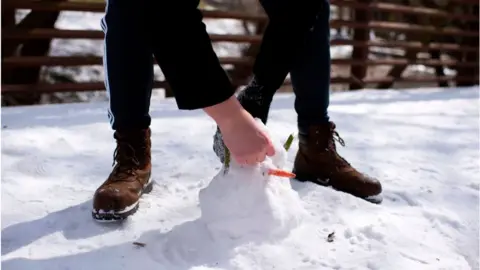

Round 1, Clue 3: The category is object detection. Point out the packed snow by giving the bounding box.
[2,86,479,270]
[198,119,307,241]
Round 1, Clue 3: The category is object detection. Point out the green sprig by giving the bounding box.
[283,133,294,151]
[223,143,230,174]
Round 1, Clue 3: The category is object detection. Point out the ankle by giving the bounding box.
[298,120,331,136]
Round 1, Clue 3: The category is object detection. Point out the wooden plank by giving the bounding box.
[330,0,478,21]
[1,81,169,93]
[232,77,359,87]
[363,76,479,84]
[3,75,477,94]
[4,25,477,44]
[3,56,478,68]
[2,1,268,21]
[331,40,479,52]
[0,78,353,93]
[2,56,103,66]
[201,10,266,21]
[329,20,479,37]
[2,56,254,67]
[5,0,478,21]
[443,0,479,4]
[1,29,104,39]
[13,20,480,38]
[346,59,479,67]
[210,34,263,43]
[2,29,264,43]
[3,28,478,52]
[3,1,107,12]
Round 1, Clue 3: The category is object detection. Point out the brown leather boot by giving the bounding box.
[92,128,153,221]
[292,122,383,204]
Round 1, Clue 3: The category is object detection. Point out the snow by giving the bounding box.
[198,119,306,241]
[2,86,479,270]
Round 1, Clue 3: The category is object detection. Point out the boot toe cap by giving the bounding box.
[350,174,382,198]
[93,186,137,213]
[364,176,382,196]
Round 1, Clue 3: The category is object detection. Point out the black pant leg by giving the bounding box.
[233,0,323,124]
[252,0,323,94]
[291,0,332,130]
[102,0,154,131]
[150,1,235,110]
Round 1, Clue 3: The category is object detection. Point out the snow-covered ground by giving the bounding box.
[2,86,479,270]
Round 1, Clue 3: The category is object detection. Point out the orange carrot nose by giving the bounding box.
[267,168,296,179]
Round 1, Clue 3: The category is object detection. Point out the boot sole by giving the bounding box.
[292,171,383,204]
[91,178,154,222]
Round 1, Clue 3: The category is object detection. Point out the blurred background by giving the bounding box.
[1,0,478,106]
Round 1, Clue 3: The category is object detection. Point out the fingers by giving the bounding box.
[257,130,275,157]
[229,131,276,166]
[233,149,268,166]
[256,153,266,163]
[265,140,276,157]
[233,154,263,166]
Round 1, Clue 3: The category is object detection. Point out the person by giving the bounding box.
[213,0,383,203]
[91,0,277,221]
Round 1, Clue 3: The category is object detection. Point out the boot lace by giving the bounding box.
[111,141,141,180]
[331,130,345,149]
[326,128,352,170]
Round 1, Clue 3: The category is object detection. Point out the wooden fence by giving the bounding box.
[2,0,479,105]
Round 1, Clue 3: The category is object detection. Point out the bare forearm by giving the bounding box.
[203,95,246,129]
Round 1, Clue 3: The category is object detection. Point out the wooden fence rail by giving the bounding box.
[4,29,479,52]
[2,0,479,105]
[3,56,478,69]
[4,0,479,20]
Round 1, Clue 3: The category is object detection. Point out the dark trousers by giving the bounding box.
[102,0,331,131]
[254,0,331,129]
[102,0,234,130]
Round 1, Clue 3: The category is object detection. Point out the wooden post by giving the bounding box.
[1,1,16,57]
[2,0,67,106]
[349,0,371,90]
[376,0,432,89]
[228,20,268,90]
[457,3,479,87]
[429,49,448,87]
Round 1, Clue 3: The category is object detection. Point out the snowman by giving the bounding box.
[199,120,308,242]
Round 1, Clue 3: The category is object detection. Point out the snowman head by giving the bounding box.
[223,118,295,180]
